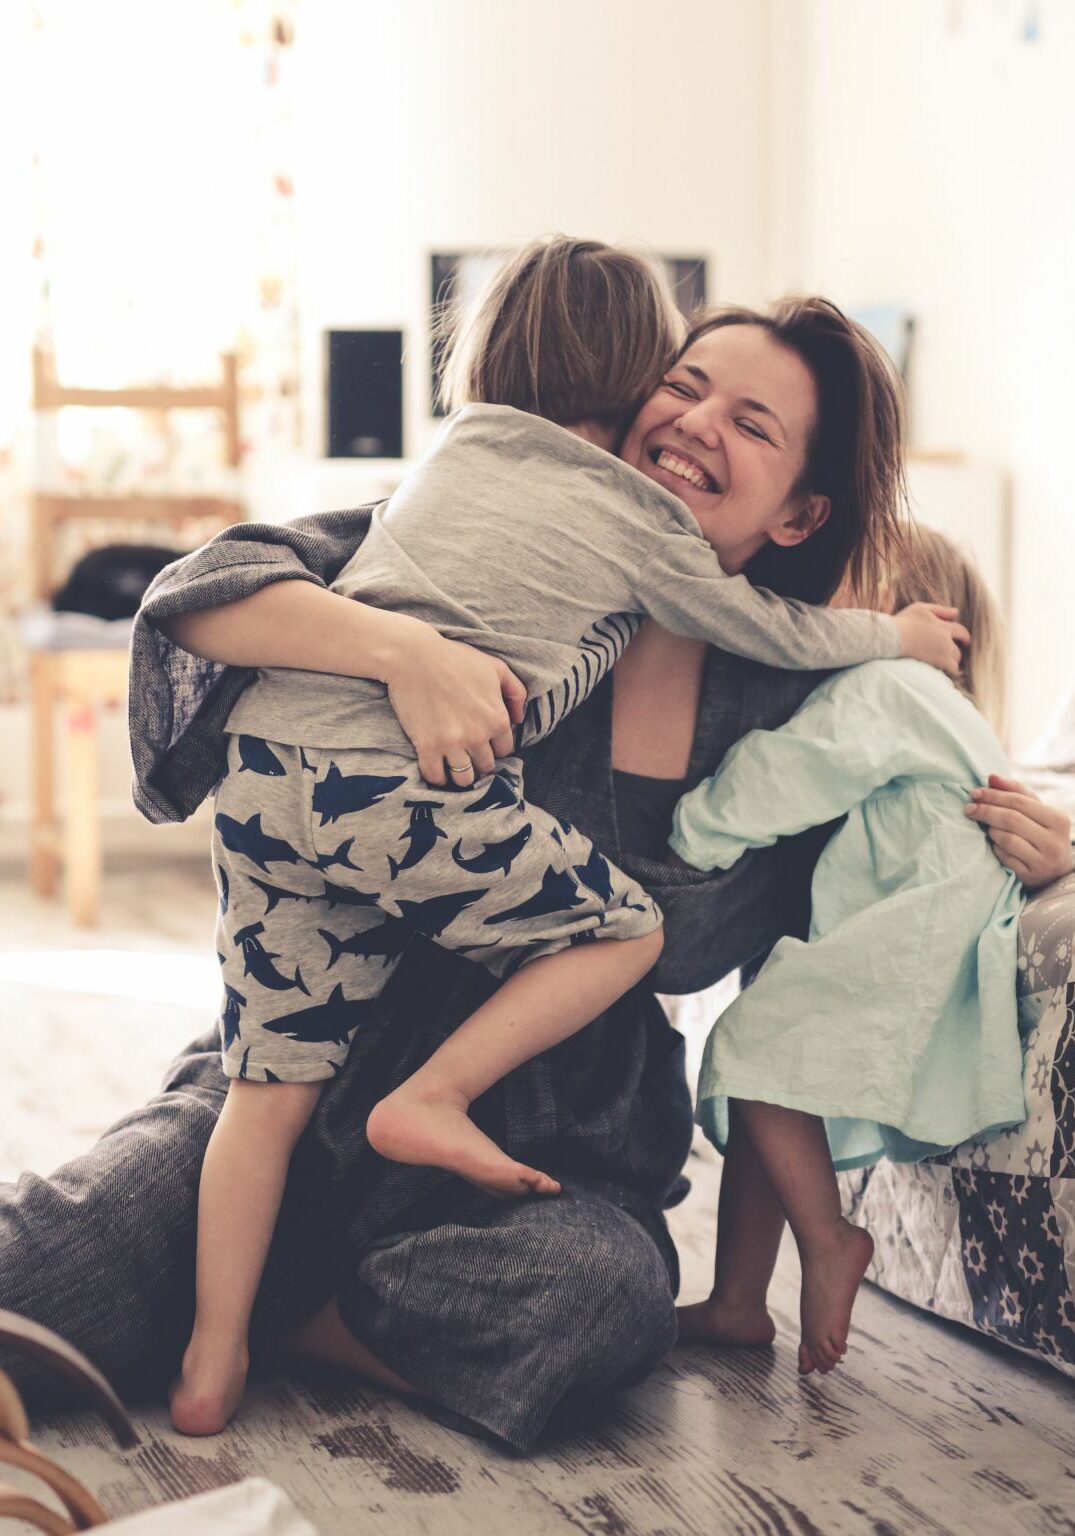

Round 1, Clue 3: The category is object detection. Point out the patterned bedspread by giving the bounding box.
[839,866,1075,1378]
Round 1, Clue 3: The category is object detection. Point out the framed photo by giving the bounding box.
[429,250,709,415]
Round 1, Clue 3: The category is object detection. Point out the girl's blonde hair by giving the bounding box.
[888,525,1007,732]
[439,236,683,433]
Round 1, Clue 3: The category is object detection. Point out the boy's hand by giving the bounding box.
[385,627,528,787]
[893,603,971,678]
[965,774,1074,889]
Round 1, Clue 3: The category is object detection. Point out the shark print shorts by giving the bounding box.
[212,734,662,1083]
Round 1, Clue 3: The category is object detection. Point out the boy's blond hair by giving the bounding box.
[888,525,1006,733]
[439,236,683,434]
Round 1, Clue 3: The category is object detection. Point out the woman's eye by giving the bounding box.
[664,378,695,398]
[738,419,770,442]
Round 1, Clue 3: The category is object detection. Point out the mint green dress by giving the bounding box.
[669,659,1027,1170]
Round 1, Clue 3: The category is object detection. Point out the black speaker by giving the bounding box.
[325,329,404,458]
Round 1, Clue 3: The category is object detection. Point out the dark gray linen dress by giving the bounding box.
[0,507,825,1450]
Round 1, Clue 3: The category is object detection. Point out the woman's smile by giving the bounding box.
[650,447,721,496]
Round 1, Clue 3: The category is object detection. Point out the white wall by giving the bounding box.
[1,0,774,837]
[769,0,1075,750]
[294,0,774,461]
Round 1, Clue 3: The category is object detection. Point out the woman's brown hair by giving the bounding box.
[440,236,682,432]
[684,298,912,608]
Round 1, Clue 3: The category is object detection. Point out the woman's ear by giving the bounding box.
[770,493,831,549]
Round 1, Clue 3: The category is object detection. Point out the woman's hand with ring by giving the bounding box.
[383,619,528,787]
[965,774,1074,890]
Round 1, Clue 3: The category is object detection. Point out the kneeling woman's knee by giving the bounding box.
[548,1206,676,1385]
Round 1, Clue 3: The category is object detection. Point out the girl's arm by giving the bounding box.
[670,662,933,871]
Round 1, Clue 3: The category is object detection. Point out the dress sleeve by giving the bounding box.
[669,662,935,870]
[130,505,377,825]
[636,521,901,670]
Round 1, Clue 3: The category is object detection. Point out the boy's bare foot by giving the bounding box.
[676,1294,776,1348]
[367,1086,561,1198]
[169,1339,249,1436]
[797,1219,874,1376]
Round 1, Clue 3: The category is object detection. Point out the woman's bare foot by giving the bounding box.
[797,1219,874,1376]
[367,1085,561,1198]
[676,1293,776,1348]
[169,1338,249,1436]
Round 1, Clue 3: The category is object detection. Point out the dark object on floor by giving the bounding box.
[52,544,180,621]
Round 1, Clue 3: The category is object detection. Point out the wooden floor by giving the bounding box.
[1,857,1074,1536]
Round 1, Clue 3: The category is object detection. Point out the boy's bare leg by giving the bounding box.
[278,1297,415,1396]
[367,926,664,1197]
[171,1078,322,1435]
[734,1099,874,1376]
[676,1103,782,1348]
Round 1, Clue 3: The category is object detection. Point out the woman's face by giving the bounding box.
[620,324,830,574]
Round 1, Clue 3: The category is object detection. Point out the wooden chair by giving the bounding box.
[0,1309,139,1531]
[28,348,243,926]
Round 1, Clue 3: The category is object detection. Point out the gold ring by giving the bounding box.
[447,759,473,773]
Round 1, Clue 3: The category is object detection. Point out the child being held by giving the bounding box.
[173,238,966,1434]
[673,526,1024,1375]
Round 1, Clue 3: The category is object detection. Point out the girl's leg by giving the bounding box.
[366,925,664,1196]
[734,1099,874,1375]
[170,1077,322,1435]
[677,1102,783,1348]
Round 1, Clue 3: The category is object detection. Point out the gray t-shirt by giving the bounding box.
[226,404,899,753]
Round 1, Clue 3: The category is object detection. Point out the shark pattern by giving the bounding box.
[234,921,310,994]
[216,813,303,873]
[306,837,362,874]
[221,983,246,1052]
[392,887,490,938]
[571,847,614,902]
[218,865,230,915]
[318,880,381,910]
[261,982,382,1045]
[388,801,447,879]
[318,921,410,969]
[249,876,319,916]
[482,865,586,924]
[464,772,523,814]
[452,823,532,876]
[312,764,408,826]
[237,736,287,776]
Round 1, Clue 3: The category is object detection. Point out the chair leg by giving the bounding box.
[64,702,100,928]
[29,656,59,898]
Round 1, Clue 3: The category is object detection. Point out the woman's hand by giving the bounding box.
[893,603,971,678]
[385,626,529,787]
[965,774,1074,890]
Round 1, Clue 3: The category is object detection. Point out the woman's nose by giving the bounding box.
[675,404,722,451]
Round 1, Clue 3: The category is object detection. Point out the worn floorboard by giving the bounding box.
[1,858,1072,1534]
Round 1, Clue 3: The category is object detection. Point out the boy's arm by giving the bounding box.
[636,525,966,675]
[669,664,926,870]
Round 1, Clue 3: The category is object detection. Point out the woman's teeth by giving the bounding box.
[655,450,716,493]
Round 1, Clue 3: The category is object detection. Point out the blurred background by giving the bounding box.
[1,1,1073,1147]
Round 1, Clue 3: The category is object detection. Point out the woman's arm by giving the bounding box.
[965,775,1074,889]
[156,572,528,787]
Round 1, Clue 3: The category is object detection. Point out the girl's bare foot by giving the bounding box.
[169,1338,249,1436]
[797,1219,874,1376]
[676,1294,776,1348]
[367,1086,561,1198]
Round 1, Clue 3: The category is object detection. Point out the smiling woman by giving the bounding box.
[620,301,909,608]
